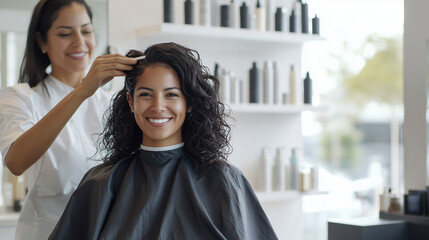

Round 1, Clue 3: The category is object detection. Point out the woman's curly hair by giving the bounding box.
[98,42,232,168]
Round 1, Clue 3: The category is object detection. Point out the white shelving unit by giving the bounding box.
[228,103,328,114]
[108,1,326,239]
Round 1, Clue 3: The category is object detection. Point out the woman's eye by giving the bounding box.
[139,92,151,97]
[166,92,179,97]
[58,33,71,37]
[82,30,93,35]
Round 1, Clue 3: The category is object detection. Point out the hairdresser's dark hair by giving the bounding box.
[99,42,232,168]
[18,0,93,88]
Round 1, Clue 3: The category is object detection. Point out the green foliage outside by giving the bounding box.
[320,35,403,171]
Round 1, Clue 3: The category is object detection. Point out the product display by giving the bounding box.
[379,187,392,212]
[312,14,320,34]
[289,10,296,33]
[289,65,297,104]
[211,0,219,26]
[273,61,280,104]
[249,62,260,103]
[254,0,266,31]
[260,148,273,192]
[220,4,231,27]
[240,2,250,29]
[220,69,231,103]
[163,0,174,23]
[303,71,312,104]
[199,0,211,26]
[266,0,275,31]
[263,61,273,104]
[275,7,284,32]
[289,148,299,190]
[230,0,239,28]
[293,0,301,33]
[272,147,288,191]
[301,1,308,33]
[184,0,194,25]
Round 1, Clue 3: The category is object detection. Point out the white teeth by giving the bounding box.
[149,118,169,124]
[70,52,85,57]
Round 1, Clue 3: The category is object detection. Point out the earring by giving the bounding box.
[186,107,192,113]
[41,48,47,54]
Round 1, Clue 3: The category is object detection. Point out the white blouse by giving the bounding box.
[0,75,111,240]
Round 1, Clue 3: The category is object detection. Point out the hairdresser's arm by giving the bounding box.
[5,54,136,176]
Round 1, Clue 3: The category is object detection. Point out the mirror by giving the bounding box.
[0,0,108,213]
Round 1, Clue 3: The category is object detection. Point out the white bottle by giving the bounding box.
[294,0,301,34]
[254,0,266,31]
[266,0,275,31]
[211,0,219,27]
[273,61,280,104]
[260,148,273,192]
[230,0,239,29]
[230,71,240,104]
[379,187,392,212]
[272,147,287,191]
[220,69,230,103]
[263,60,273,104]
[200,0,211,26]
[289,65,297,105]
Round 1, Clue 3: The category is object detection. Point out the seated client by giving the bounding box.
[49,42,278,240]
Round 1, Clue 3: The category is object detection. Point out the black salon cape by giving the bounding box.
[49,147,278,240]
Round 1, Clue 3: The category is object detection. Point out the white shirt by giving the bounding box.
[0,75,111,240]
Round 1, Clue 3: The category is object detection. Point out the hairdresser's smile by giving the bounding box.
[67,51,88,59]
[127,64,187,147]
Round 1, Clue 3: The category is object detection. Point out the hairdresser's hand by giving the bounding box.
[77,54,137,98]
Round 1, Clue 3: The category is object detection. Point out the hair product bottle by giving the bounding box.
[249,62,260,103]
[289,10,296,33]
[275,7,284,32]
[164,0,174,23]
[254,0,266,31]
[266,0,275,31]
[220,69,231,103]
[294,0,302,33]
[260,148,273,192]
[288,65,296,105]
[184,0,194,24]
[273,61,280,104]
[273,147,288,191]
[211,0,219,26]
[220,4,231,27]
[199,0,211,26]
[240,2,250,29]
[230,71,240,104]
[263,60,273,104]
[312,14,320,34]
[230,0,239,28]
[301,1,309,33]
[289,148,299,190]
[303,71,312,104]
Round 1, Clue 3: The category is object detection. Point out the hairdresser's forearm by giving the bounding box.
[5,88,88,176]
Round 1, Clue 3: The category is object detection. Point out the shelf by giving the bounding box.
[137,23,324,45]
[380,211,429,225]
[256,190,328,203]
[228,104,328,114]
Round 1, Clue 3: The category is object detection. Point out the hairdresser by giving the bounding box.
[0,0,137,239]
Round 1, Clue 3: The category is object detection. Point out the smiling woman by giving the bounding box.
[49,42,278,240]
[0,1,134,239]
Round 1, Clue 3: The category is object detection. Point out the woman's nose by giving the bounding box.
[72,32,84,47]
[150,96,166,112]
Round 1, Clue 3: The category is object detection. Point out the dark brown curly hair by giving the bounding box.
[98,42,232,168]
